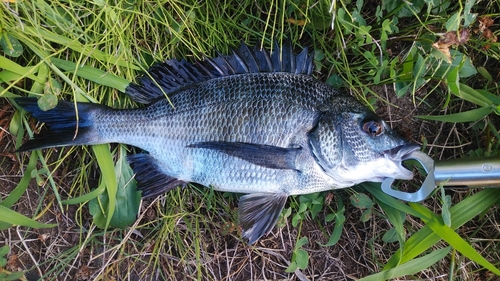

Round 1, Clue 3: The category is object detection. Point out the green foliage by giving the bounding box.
[89,145,141,229]
[1,0,500,279]
[286,237,309,272]
[0,245,25,281]
[358,247,451,281]
[0,32,23,58]
[291,193,325,227]
[321,198,346,247]
[350,192,374,222]
[365,183,500,279]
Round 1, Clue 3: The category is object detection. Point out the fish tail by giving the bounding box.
[16,97,105,152]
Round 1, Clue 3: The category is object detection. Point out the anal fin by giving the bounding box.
[127,153,185,198]
[238,192,288,244]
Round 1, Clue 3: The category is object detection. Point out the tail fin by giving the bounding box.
[16,97,103,152]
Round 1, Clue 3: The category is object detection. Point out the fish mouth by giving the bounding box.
[383,144,421,180]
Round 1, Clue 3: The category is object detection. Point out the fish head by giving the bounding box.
[309,109,419,186]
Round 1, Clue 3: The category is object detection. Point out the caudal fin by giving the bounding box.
[16,97,103,152]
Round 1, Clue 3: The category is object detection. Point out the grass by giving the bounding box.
[1,0,500,280]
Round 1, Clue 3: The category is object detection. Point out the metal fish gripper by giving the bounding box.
[382,151,500,202]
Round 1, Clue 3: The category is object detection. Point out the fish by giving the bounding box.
[15,40,419,244]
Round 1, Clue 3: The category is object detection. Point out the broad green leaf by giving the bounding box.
[326,74,343,89]
[456,54,477,78]
[446,66,459,95]
[382,228,399,243]
[350,193,374,209]
[292,213,302,227]
[89,145,140,229]
[479,89,500,105]
[91,144,117,229]
[89,181,110,229]
[285,262,298,273]
[433,51,476,79]
[455,83,492,107]
[110,146,141,228]
[378,200,406,244]
[0,205,56,228]
[440,187,452,227]
[463,0,477,27]
[295,249,309,269]
[445,12,461,32]
[358,247,451,281]
[296,236,308,248]
[321,200,345,247]
[37,93,58,111]
[0,245,9,267]
[51,58,130,93]
[416,106,493,122]
[0,32,23,57]
[395,82,411,97]
[360,208,372,222]
[477,66,493,82]
[0,70,26,83]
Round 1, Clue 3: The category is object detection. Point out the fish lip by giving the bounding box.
[383,144,421,180]
[385,144,421,161]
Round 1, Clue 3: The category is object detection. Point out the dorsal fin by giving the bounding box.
[125,40,315,104]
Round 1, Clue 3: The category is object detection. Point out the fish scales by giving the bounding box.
[16,41,418,244]
[93,74,340,194]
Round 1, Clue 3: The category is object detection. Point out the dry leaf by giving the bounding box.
[286,18,306,26]
[432,29,470,62]
[479,16,494,32]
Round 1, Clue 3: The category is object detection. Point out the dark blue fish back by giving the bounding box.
[126,40,314,104]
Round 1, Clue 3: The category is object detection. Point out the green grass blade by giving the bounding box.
[61,181,106,205]
[358,247,451,281]
[51,58,131,93]
[92,144,117,230]
[410,203,500,275]
[12,25,140,70]
[384,188,500,269]
[0,55,43,83]
[0,152,38,208]
[362,183,426,219]
[0,205,56,229]
[0,85,17,97]
[455,83,494,107]
[416,106,493,122]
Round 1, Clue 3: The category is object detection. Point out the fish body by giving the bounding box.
[16,41,417,243]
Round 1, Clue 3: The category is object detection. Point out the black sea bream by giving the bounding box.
[16,41,418,243]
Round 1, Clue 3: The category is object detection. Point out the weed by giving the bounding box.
[1,0,500,280]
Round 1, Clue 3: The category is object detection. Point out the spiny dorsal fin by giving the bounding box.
[125,40,315,104]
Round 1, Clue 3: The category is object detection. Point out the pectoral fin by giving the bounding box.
[188,142,301,170]
[127,153,186,198]
[238,192,288,244]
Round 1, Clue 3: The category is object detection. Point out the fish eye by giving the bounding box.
[362,120,384,136]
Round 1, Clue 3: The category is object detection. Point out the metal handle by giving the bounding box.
[435,156,500,187]
[381,152,500,202]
